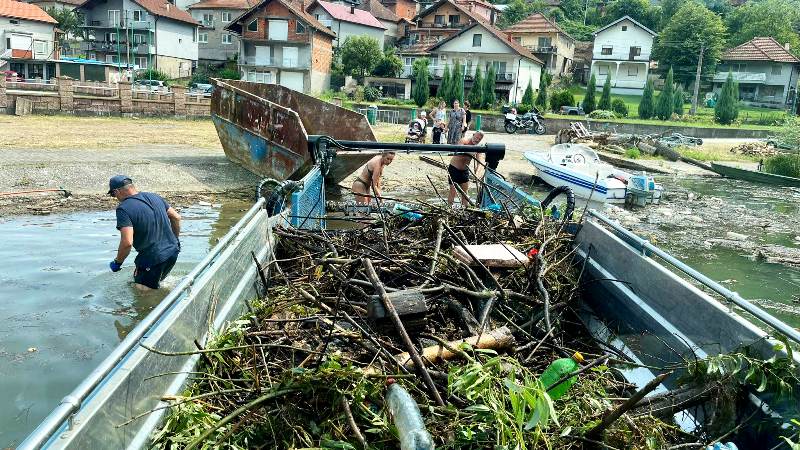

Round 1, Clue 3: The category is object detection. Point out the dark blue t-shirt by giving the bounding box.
[116,192,179,268]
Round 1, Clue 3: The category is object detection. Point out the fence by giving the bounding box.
[356,107,400,124]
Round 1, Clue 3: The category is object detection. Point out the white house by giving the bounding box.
[306,0,385,48]
[590,15,655,94]
[426,21,544,103]
[0,0,58,77]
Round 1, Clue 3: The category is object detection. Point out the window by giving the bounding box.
[629,46,641,57]
[136,56,147,68]
[248,19,258,32]
[472,33,481,47]
[621,25,627,31]
[537,37,551,48]
[627,65,638,76]
[404,57,414,65]
[222,11,231,22]
[202,13,213,26]
[601,46,612,55]
[105,32,117,42]
[10,19,19,24]
[513,36,522,44]
[105,54,118,63]
[772,65,782,75]
[315,13,320,19]
[268,20,288,40]
[598,64,609,75]
[133,34,145,44]
[448,15,459,25]
[108,10,121,26]
[199,33,208,43]
[133,10,145,22]
[222,33,232,44]
[434,15,444,24]
[33,40,47,57]
[88,52,97,60]
[296,21,306,33]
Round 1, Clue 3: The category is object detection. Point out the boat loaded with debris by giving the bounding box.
[710,162,800,187]
[19,83,800,449]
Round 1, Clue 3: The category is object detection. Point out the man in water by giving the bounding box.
[351,152,395,204]
[447,131,484,206]
[107,175,181,290]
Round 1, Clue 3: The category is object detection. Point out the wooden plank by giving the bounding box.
[452,243,529,268]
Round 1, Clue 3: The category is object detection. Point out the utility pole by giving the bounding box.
[690,43,705,115]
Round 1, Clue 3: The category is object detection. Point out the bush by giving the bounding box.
[598,75,612,111]
[715,72,739,125]
[191,72,210,84]
[774,115,800,149]
[625,147,641,159]
[763,154,800,178]
[426,96,444,110]
[550,89,575,112]
[582,74,597,114]
[587,109,617,119]
[515,103,533,114]
[363,85,381,102]
[217,68,241,80]
[134,68,170,82]
[611,98,629,117]
[656,67,675,121]
[638,79,655,119]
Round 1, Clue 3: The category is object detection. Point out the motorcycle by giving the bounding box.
[504,108,546,135]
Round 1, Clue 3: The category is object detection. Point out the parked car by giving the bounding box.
[2,70,22,82]
[134,79,166,91]
[189,82,213,94]
[560,106,585,116]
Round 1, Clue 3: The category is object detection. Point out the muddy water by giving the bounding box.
[0,199,250,448]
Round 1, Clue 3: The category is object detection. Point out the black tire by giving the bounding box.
[505,122,517,134]
[535,123,546,135]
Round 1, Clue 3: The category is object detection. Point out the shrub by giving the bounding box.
[611,98,629,117]
[673,86,685,116]
[426,96,443,110]
[656,67,675,120]
[191,72,210,84]
[774,115,800,149]
[625,147,641,159]
[550,89,575,112]
[587,109,617,119]
[515,103,532,114]
[521,77,535,105]
[535,74,548,111]
[582,74,597,114]
[468,66,484,109]
[763,154,800,178]
[483,65,496,108]
[363,85,381,102]
[135,68,170,82]
[412,58,430,107]
[598,74,612,111]
[354,86,365,102]
[217,68,241,80]
[638,79,655,119]
[715,72,739,125]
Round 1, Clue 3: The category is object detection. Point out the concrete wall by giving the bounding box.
[155,16,199,61]
[191,7,245,62]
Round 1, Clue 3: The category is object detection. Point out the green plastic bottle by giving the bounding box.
[540,352,584,400]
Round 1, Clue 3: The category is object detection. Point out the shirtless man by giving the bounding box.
[352,152,395,204]
[447,131,484,206]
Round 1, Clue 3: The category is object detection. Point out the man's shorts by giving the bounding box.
[448,164,470,185]
[134,253,178,289]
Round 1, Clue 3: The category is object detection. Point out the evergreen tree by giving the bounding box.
[598,74,612,110]
[582,74,597,114]
[483,65,496,109]
[412,58,430,108]
[468,66,484,108]
[714,72,739,125]
[521,76,535,105]
[535,73,548,110]
[638,79,655,119]
[439,64,451,103]
[673,85,684,116]
[655,67,675,120]
[452,61,464,104]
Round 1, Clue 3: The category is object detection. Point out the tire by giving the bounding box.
[505,122,517,134]
[535,123,546,135]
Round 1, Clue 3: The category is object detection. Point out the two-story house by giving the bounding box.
[590,15,655,94]
[425,20,543,103]
[406,0,493,46]
[225,0,335,92]
[712,37,800,110]
[188,0,254,67]
[306,0,385,48]
[77,0,200,78]
[0,0,58,78]
[340,0,408,42]
[504,13,574,78]
[377,0,415,21]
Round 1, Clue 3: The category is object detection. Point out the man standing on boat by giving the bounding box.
[447,131,484,206]
[107,175,181,290]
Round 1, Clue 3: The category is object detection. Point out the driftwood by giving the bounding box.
[395,326,516,368]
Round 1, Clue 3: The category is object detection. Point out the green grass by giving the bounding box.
[763,154,800,177]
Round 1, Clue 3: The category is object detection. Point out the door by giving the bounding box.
[280,71,304,91]
[268,20,288,40]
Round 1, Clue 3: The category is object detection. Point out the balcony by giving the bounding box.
[418,21,466,29]
[82,20,153,30]
[528,46,557,54]
[400,65,514,82]
[82,41,155,54]
[712,72,767,84]
[239,56,309,69]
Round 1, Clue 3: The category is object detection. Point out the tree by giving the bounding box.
[673,85,685,116]
[452,61,465,104]
[412,58,430,107]
[45,7,84,42]
[521,76,535,105]
[655,67,675,120]
[604,0,659,31]
[535,73,548,110]
[659,0,687,29]
[638,78,655,119]
[725,0,800,57]
[497,0,548,28]
[598,74,612,110]
[715,72,739,125]
[372,49,403,78]
[468,66,484,108]
[582,74,597,114]
[558,20,600,41]
[440,64,452,103]
[653,2,726,86]
[483,65,496,108]
[340,36,382,79]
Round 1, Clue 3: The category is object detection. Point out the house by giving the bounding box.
[406,0,495,46]
[590,15,655,94]
[504,13,574,78]
[0,0,59,77]
[712,37,800,110]
[377,0,415,21]
[77,0,200,78]
[188,0,254,67]
[423,20,544,103]
[307,0,385,48]
[25,0,84,11]
[336,0,408,42]
[225,0,335,93]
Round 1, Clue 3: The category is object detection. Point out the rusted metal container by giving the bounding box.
[211,79,376,183]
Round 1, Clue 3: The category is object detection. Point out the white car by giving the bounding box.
[135,79,166,91]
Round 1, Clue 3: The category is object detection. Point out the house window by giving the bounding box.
[222,11,231,22]
[472,33,481,47]
[629,46,641,57]
[88,52,96,60]
[105,54,118,63]
[598,65,609,75]
[448,15,459,25]
[34,40,47,57]
[627,65,638,76]
[202,13,213,26]
[136,56,147,68]
[268,20,288,40]
[538,37,551,48]
[248,19,258,32]
[199,33,208,43]
[296,21,306,33]
[621,25,627,31]
[772,65,782,75]
[404,57,414,65]
[513,36,522,44]
[601,46,612,55]
[434,15,444,25]
[105,32,117,42]
[133,34,145,44]
[222,33,232,44]
[132,10,145,22]
[108,10,121,25]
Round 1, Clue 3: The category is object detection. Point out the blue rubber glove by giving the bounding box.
[109,260,122,272]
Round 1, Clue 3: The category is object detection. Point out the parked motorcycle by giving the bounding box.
[504,108,546,135]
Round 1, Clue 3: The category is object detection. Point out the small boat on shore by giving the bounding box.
[524,144,663,204]
[710,162,800,187]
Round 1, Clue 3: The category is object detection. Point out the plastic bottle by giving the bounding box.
[540,352,584,400]
[392,203,423,222]
[706,442,739,450]
[386,380,435,450]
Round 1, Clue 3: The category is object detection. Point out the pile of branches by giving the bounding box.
[145,208,755,449]
[729,142,778,157]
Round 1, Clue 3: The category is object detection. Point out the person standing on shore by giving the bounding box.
[462,100,472,134]
[447,131,484,206]
[446,100,467,144]
[431,101,446,144]
[108,175,181,291]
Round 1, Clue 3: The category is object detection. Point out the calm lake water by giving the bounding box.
[0,200,249,448]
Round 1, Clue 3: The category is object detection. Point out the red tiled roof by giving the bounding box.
[312,0,385,29]
[132,0,199,25]
[428,19,544,65]
[188,0,255,9]
[0,0,57,24]
[723,37,800,63]
[503,12,574,42]
[228,0,336,37]
[355,0,399,23]
[28,0,85,6]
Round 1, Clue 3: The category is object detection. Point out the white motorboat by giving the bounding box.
[524,144,663,204]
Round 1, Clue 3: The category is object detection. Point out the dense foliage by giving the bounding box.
[521,77,535,106]
[726,0,800,57]
[611,98,629,117]
[714,72,739,125]
[340,36,382,79]
[484,65,497,108]
[655,67,675,120]
[535,73,548,111]
[412,58,430,108]
[469,66,484,108]
[598,74,612,111]
[550,89,575,112]
[372,49,403,78]
[581,74,597,114]
[673,85,685,116]
[638,79,656,119]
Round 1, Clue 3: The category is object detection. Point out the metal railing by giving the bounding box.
[356,108,400,124]
[586,209,800,346]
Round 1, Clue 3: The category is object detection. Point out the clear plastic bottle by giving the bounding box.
[539,352,584,400]
[386,380,435,450]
